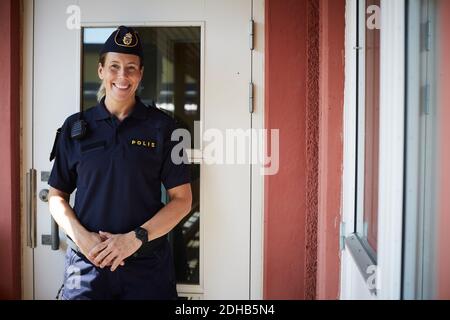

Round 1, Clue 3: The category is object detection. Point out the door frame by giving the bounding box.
[21,0,265,300]
[22,0,34,300]
[340,0,405,299]
[84,20,207,298]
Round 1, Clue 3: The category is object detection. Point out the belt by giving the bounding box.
[66,234,167,260]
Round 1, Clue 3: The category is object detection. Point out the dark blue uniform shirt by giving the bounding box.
[48,97,190,234]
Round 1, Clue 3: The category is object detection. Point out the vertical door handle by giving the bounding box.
[26,169,37,248]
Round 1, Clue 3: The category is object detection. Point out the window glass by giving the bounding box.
[362,0,380,251]
[356,0,380,256]
[81,27,201,285]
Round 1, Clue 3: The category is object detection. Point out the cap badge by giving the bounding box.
[123,32,133,46]
[114,29,138,48]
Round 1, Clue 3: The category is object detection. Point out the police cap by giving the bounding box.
[100,26,143,60]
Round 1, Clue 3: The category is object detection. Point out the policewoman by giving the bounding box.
[48,26,192,300]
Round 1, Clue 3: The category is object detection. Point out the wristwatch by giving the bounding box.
[133,227,148,246]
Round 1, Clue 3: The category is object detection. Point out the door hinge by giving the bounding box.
[249,19,254,50]
[249,82,254,113]
[340,221,346,251]
[423,20,431,52]
[422,84,430,115]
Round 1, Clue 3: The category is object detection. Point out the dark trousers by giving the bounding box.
[59,240,177,300]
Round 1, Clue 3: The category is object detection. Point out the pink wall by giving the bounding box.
[264,0,344,299]
[437,0,450,300]
[317,0,345,300]
[264,0,308,299]
[0,0,21,299]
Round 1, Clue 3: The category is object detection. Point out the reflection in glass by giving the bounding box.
[363,0,380,252]
[171,164,200,284]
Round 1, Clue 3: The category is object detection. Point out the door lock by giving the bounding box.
[39,189,49,202]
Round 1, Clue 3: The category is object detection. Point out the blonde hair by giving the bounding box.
[96,81,106,102]
[96,54,107,102]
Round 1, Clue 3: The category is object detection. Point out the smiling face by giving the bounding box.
[98,52,143,104]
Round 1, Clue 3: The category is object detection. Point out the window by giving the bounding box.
[81,27,201,286]
[342,0,407,298]
[356,0,380,258]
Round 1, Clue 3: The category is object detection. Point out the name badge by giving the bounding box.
[130,139,156,148]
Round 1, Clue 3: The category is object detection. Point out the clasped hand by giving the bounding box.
[82,231,142,272]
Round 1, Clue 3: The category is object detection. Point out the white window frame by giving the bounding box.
[341,0,405,299]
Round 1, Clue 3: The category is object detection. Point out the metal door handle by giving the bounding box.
[26,169,37,248]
